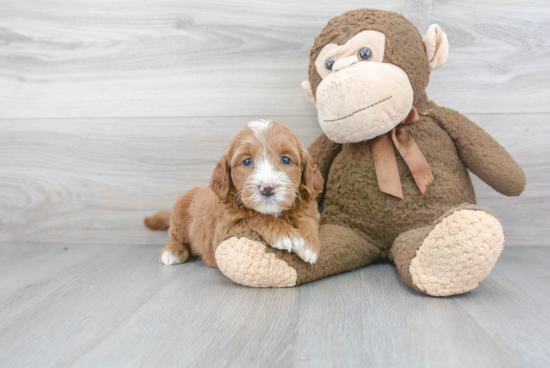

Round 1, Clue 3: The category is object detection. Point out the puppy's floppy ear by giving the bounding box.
[209,151,231,201]
[300,147,324,200]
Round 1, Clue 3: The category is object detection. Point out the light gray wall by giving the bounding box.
[1,0,548,246]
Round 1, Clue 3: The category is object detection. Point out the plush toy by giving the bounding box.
[214,8,526,296]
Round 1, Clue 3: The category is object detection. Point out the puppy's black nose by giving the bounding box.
[260,185,275,197]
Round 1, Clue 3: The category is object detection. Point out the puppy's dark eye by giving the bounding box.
[325,59,334,71]
[281,156,292,165]
[243,158,253,167]
[358,47,372,61]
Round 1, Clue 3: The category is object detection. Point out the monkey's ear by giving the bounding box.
[209,154,231,201]
[422,24,449,71]
[301,81,316,104]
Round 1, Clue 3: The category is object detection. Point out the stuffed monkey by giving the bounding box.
[214,8,526,296]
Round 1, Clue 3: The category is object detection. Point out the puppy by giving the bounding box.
[144,119,324,267]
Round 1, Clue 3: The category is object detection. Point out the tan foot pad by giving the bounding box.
[410,210,504,296]
[215,237,298,288]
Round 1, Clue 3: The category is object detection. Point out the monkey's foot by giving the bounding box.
[216,237,298,287]
[409,209,504,296]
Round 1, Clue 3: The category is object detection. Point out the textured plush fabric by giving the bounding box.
[421,102,526,196]
[315,30,386,79]
[410,209,503,296]
[216,236,298,287]
[214,8,526,295]
[318,114,478,252]
[391,204,503,296]
[316,62,414,143]
[308,8,431,105]
[219,226,380,286]
[422,24,449,71]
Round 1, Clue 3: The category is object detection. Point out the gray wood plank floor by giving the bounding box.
[0,244,548,368]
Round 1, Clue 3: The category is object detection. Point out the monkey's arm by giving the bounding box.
[307,134,343,204]
[428,104,526,196]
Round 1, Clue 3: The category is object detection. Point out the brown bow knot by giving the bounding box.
[369,106,434,199]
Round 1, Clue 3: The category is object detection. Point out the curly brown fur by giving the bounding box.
[147,120,324,267]
[144,211,171,230]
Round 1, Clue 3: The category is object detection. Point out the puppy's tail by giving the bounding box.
[144,211,171,231]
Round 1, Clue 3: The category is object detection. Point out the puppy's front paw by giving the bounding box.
[273,237,295,252]
[273,237,318,264]
[273,236,305,252]
[296,247,319,264]
[295,233,320,264]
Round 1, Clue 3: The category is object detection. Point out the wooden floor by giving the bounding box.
[0,244,548,368]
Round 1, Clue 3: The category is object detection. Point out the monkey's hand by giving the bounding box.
[428,104,526,196]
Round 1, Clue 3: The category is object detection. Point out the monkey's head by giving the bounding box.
[302,9,449,143]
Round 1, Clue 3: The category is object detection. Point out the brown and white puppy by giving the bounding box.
[144,119,324,267]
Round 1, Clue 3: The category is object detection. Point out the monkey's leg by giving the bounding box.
[391,204,504,297]
[215,224,381,287]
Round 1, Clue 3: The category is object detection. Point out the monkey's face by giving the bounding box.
[302,11,449,144]
[303,30,414,144]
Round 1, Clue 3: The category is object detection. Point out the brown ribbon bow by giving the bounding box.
[369,106,434,199]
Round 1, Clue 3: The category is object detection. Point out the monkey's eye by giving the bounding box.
[281,156,292,165]
[358,47,372,61]
[243,158,253,167]
[325,59,335,71]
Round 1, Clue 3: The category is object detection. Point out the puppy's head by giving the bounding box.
[209,120,323,215]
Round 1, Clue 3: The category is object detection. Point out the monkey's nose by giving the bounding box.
[332,55,359,72]
[260,184,275,197]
